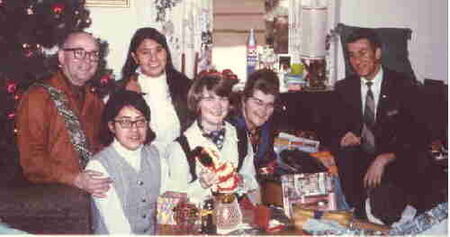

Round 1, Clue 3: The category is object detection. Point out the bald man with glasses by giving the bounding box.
[16,31,112,198]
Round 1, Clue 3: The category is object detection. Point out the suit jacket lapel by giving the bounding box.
[376,69,391,125]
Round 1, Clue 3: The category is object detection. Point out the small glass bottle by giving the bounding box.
[200,197,216,234]
[247,28,258,77]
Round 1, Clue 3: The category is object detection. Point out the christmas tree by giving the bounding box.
[0,0,114,172]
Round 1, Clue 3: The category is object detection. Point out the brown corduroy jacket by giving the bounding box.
[16,71,104,186]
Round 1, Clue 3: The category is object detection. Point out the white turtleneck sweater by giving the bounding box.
[137,71,181,152]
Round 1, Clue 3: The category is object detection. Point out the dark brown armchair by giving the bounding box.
[0,148,91,234]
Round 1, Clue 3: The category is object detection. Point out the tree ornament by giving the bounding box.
[26,6,34,15]
[22,43,37,58]
[52,3,65,15]
[6,81,17,94]
[7,112,16,120]
[100,74,112,85]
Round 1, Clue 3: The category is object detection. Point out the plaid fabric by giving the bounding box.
[202,129,226,150]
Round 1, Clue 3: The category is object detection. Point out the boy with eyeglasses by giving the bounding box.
[16,31,111,197]
[87,90,164,234]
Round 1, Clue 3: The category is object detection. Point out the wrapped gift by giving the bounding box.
[274,132,320,154]
[156,191,188,225]
[281,172,336,218]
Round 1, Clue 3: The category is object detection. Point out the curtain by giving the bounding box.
[154,0,213,79]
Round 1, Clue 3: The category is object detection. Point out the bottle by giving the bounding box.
[200,197,216,234]
[247,28,257,77]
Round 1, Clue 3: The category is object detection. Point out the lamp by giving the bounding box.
[295,0,332,90]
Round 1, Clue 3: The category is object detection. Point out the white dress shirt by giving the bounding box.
[361,67,383,117]
[137,69,181,152]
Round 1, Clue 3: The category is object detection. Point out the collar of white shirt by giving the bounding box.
[112,138,142,171]
[360,67,383,113]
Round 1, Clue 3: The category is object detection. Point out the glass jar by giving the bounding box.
[214,193,242,234]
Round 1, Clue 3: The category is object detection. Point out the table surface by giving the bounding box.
[156,224,308,235]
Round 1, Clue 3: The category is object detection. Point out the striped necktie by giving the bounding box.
[361,81,376,153]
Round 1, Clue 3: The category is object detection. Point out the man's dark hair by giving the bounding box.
[242,69,280,101]
[101,90,155,146]
[346,28,382,50]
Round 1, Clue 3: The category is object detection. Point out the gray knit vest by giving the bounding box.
[92,144,161,234]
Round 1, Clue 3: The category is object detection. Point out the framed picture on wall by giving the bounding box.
[86,0,130,7]
[278,54,291,73]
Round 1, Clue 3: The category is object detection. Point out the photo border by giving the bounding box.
[86,0,130,8]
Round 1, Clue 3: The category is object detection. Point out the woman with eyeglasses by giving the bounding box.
[165,72,258,204]
[119,27,194,153]
[86,90,166,234]
[227,69,280,171]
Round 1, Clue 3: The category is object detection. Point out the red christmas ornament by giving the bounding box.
[6,81,17,94]
[52,3,65,15]
[22,43,35,58]
[7,112,16,120]
[100,74,111,85]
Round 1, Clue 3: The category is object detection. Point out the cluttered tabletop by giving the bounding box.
[155,131,447,235]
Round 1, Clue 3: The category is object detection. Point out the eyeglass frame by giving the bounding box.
[248,96,276,110]
[62,47,100,62]
[113,119,148,129]
[200,95,230,103]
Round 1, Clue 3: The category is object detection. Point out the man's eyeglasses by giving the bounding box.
[249,97,275,110]
[114,119,147,129]
[63,48,100,62]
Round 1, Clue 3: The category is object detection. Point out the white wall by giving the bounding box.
[85,0,448,83]
[86,0,158,79]
[338,0,448,83]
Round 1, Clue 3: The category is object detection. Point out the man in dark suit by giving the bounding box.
[332,29,430,225]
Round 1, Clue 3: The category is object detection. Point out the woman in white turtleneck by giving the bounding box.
[86,90,167,234]
[120,27,193,152]
[136,69,180,151]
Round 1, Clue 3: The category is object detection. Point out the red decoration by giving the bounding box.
[197,69,239,82]
[100,74,112,85]
[6,81,17,94]
[52,3,65,15]
[7,112,16,120]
